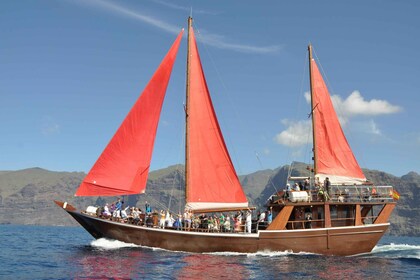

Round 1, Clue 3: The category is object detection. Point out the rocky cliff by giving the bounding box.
[0,164,417,236]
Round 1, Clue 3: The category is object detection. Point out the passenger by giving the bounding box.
[294,183,300,191]
[245,209,252,233]
[267,208,273,225]
[299,181,304,191]
[324,177,331,198]
[159,210,166,229]
[219,213,225,231]
[184,209,192,231]
[224,216,231,232]
[304,179,310,191]
[305,213,312,229]
[165,210,171,227]
[102,203,111,219]
[175,214,182,230]
[167,213,174,227]
[213,215,219,232]
[145,214,154,227]
[285,183,292,200]
[120,206,129,221]
[234,216,242,232]
[208,216,214,232]
[109,203,116,216]
[145,201,151,215]
[132,208,141,225]
[114,198,123,219]
[257,210,266,230]
[192,215,200,229]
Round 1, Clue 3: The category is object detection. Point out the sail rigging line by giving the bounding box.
[313,47,368,174]
[75,30,184,197]
[192,20,255,176]
[286,48,312,184]
[309,45,366,184]
[255,151,279,195]
[184,18,248,211]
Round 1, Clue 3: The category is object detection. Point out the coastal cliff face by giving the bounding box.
[0,165,418,236]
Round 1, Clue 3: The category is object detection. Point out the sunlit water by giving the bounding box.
[0,225,418,279]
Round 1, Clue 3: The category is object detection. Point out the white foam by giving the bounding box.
[368,243,420,259]
[207,250,316,257]
[90,238,139,250]
[373,243,420,252]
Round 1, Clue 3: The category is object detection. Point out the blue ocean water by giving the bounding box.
[0,225,419,279]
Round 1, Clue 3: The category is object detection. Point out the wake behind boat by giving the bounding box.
[56,17,397,256]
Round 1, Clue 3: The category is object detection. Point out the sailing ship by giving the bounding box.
[55,18,396,256]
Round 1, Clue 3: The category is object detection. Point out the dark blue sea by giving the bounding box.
[0,225,418,279]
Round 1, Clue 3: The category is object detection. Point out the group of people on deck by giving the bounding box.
[284,177,332,201]
[96,199,273,234]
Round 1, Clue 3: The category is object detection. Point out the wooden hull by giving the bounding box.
[56,201,388,256]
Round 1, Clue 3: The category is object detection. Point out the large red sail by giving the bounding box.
[185,25,248,210]
[310,58,366,184]
[75,30,184,196]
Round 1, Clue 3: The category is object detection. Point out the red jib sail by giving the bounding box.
[75,30,184,196]
[310,58,366,185]
[185,25,248,210]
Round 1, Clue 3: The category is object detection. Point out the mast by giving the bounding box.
[308,44,317,176]
[185,17,193,203]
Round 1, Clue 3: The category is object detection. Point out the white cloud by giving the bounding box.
[85,0,180,34]
[279,90,401,147]
[335,90,401,116]
[275,119,312,147]
[304,90,401,127]
[78,0,281,54]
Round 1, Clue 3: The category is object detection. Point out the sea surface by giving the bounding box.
[0,225,419,280]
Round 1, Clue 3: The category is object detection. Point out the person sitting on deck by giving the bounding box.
[293,183,300,191]
[132,208,141,225]
[207,216,215,232]
[120,206,129,221]
[213,215,219,232]
[102,203,111,219]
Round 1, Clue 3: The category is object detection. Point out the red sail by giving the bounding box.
[311,58,366,184]
[185,26,248,210]
[75,30,184,196]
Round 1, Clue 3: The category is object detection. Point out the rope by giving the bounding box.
[192,20,258,176]
[255,151,278,195]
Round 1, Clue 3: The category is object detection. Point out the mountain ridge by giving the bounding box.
[0,164,418,236]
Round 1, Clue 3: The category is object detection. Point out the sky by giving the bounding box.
[1,0,419,177]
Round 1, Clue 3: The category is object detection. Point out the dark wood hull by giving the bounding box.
[56,201,388,256]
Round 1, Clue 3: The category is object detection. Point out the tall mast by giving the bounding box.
[185,17,193,202]
[308,44,317,175]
